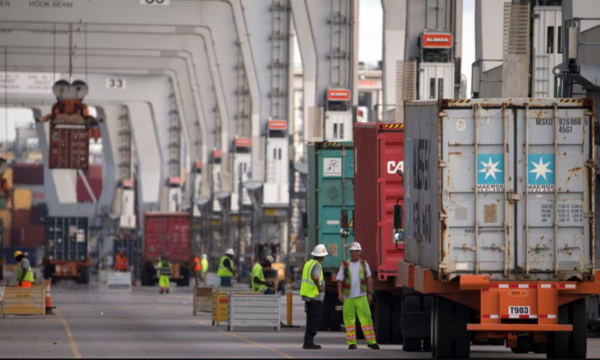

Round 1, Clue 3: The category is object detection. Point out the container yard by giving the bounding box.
[1,0,600,358]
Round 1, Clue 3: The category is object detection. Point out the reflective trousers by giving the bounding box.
[159,275,170,288]
[343,296,377,345]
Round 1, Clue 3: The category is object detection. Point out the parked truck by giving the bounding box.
[140,212,191,287]
[43,216,91,284]
[396,98,599,358]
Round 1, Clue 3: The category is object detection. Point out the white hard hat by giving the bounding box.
[225,248,234,256]
[202,254,207,259]
[349,242,362,251]
[311,244,328,257]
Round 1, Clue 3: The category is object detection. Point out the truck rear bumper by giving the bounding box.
[467,324,572,332]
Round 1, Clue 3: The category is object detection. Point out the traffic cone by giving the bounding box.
[45,280,53,315]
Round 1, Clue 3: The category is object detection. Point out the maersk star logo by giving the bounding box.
[476,154,504,192]
[479,157,502,180]
[528,154,555,192]
[530,157,553,181]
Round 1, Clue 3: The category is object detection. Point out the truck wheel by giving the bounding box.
[434,296,454,359]
[179,267,190,287]
[531,342,546,354]
[453,303,472,358]
[374,291,392,344]
[390,294,403,345]
[430,297,438,357]
[568,298,587,359]
[547,305,569,358]
[422,295,434,352]
[402,295,422,352]
[79,267,90,285]
[511,336,530,354]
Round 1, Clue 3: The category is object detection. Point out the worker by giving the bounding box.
[251,256,275,294]
[337,242,380,350]
[157,255,172,294]
[201,254,209,284]
[14,250,34,288]
[301,244,328,350]
[114,251,129,272]
[217,248,235,287]
[191,253,202,287]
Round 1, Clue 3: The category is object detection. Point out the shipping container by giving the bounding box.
[397,98,599,357]
[12,210,30,228]
[141,212,191,287]
[307,141,354,270]
[76,176,102,203]
[87,165,103,179]
[0,197,8,210]
[0,209,12,243]
[30,204,48,225]
[49,126,90,170]
[11,164,43,186]
[3,167,13,188]
[354,123,405,280]
[44,216,89,262]
[13,188,32,210]
[3,246,41,267]
[10,225,45,248]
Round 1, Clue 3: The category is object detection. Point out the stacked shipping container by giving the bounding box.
[76,165,102,202]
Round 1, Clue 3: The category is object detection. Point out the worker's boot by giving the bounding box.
[159,289,164,294]
[166,288,170,294]
[302,339,321,350]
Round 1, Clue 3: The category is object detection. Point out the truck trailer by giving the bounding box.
[140,212,191,287]
[43,216,91,284]
[396,98,598,358]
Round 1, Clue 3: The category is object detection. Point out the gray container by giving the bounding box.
[403,98,595,281]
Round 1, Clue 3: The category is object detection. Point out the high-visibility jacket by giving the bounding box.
[201,258,209,275]
[217,256,233,278]
[17,260,34,282]
[341,260,367,297]
[114,255,128,271]
[158,260,172,276]
[193,256,202,272]
[251,263,266,292]
[300,259,323,299]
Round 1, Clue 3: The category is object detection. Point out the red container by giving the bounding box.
[10,225,45,247]
[49,126,89,169]
[12,164,44,186]
[88,165,103,179]
[13,210,31,228]
[354,123,405,281]
[76,175,102,203]
[143,212,191,263]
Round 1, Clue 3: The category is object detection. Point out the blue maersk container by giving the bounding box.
[44,217,89,262]
[307,141,354,272]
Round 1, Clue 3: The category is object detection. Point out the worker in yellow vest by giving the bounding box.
[14,251,34,288]
[251,256,275,294]
[201,254,209,286]
[217,248,235,287]
[336,242,379,350]
[300,244,328,350]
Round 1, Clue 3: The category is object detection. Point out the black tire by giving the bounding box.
[434,296,454,359]
[328,293,343,332]
[374,291,392,344]
[547,305,569,358]
[391,294,404,345]
[532,342,547,354]
[511,336,529,354]
[568,298,587,359]
[430,297,437,357]
[453,303,472,358]
[79,267,90,284]
[402,295,422,352]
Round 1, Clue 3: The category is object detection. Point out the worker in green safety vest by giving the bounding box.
[300,244,328,350]
[157,255,172,294]
[251,256,275,294]
[217,248,235,287]
[337,242,380,350]
[14,250,34,288]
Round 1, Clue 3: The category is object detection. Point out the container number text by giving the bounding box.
[140,0,170,4]
[106,78,126,90]
[508,306,530,315]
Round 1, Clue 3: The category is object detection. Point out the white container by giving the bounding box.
[227,293,281,332]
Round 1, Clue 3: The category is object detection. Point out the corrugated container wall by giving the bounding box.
[307,142,354,271]
[45,217,89,262]
[3,246,41,267]
[49,127,90,170]
[11,226,45,248]
[12,164,43,185]
[403,99,595,282]
[354,123,405,280]
[113,238,142,273]
[143,212,191,263]
[0,210,11,244]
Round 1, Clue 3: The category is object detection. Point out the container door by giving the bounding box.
[516,105,593,275]
[317,148,354,270]
[442,106,515,275]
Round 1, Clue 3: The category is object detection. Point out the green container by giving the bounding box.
[0,197,7,210]
[307,142,354,273]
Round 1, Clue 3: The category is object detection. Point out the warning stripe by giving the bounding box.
[323,142,340,146]
[384,124,404,128]
[540,284,556,288]
[450,100,471,105]
[559,284,577,289]
[560,99,579,103]
[539,314,557,319]
[490,284,532,289]
[482,314,499,319]
[501,314,538,319]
